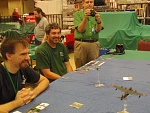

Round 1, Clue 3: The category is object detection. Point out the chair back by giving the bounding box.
[65,33,75,49]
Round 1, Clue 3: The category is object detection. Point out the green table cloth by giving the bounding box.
[0,23,16,35]
[4,23,35,38]
[103,49,150,61]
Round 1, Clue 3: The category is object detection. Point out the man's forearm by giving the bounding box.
[42,69,61,80]
[0,99,24,112]
[33,75,49,97]
[42,33,47,43]
[65,62,73,72]
[77,18,87,33]
[95,22,103,33]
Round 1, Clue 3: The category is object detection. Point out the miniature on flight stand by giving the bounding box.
[95,65,105,87]
[111,84,147,113]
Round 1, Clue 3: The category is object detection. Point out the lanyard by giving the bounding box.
[4,62,19,94]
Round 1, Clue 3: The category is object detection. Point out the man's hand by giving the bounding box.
[15,88,35,105]
[95,12,101,23]
[84,9,91,19]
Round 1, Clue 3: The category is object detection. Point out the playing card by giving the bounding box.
[70,102,84,109]
[35,105,45,110]
[61,76,69,79]
[98,62,105,66]
[123,77,133,81]
[13,111,22,113]
[26,102,49,113]
[40,103,49,107]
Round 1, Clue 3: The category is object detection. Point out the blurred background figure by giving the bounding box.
[34,7,49,45]
[12,8,23,24]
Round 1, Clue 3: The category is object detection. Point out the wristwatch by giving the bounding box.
[97,21,101,24]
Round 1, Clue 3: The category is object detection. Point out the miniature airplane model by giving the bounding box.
[111,84,147,100]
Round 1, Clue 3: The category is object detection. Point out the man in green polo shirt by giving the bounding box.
[35,23,73,82]
[74,0,103,68]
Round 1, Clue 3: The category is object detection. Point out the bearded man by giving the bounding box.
[35,23,73,82]
[34,7,48,45]
[0,37,49,112]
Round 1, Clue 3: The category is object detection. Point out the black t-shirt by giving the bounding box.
[0,64,40,104]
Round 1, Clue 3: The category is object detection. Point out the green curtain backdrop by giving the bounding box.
[99,11,150,50]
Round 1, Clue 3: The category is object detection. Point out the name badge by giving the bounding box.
[92,27,96,34]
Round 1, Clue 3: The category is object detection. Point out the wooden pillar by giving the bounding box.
[8,0,23,15]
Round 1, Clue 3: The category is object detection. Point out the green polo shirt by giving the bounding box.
[74,10,100,40]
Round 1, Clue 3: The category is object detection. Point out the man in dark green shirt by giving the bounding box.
[36,23,73,82]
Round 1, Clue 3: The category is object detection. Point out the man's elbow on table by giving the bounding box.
[41,69,61,81]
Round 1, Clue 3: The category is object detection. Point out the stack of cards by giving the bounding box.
[27,103,49,113]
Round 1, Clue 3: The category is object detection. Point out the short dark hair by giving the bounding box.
[1,37,29,60]
[45,23,61,35]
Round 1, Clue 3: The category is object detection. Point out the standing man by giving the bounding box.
[34,7,48,45]
[74,0,103,68]
[36,23,73,82]
[0,37,49,112]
